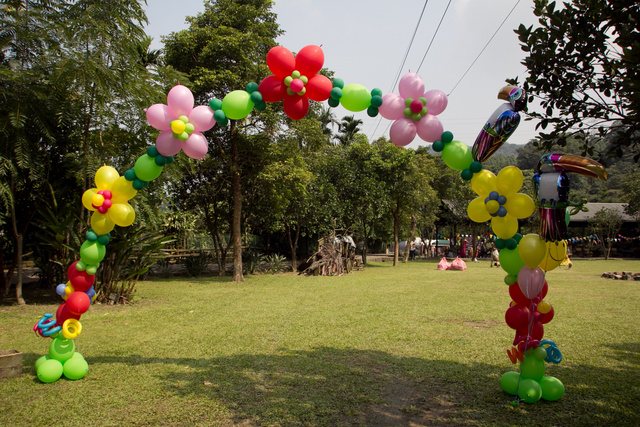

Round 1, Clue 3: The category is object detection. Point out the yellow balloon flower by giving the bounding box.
[466,166,535,239]
[81,166,137,235]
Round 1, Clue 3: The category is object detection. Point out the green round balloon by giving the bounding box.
[37,358,63,383]
[134,154,163,182]
[432,140,444,152]
[340,83,371,112]
[518,378,542,403]
[221,90,254,120]
[540,376,565,401]
[80,240,106,266]
[441,140,473,171]
[63,354,89,380]
[504,275,517,286]
[35,355,50,370]
[500,371,520,395]
[49,336,76,362]
[499,248,525,276]
[520,354,545,381]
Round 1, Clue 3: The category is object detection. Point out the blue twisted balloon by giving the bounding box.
[539,339,562,364]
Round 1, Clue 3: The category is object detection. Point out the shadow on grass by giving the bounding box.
[73,345,640,426]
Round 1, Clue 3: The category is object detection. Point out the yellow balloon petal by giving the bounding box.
[110,176,138,203]
[471,169,497,197]
[90,212,115,235]
[108,203,135,227]
[94,166,119,191]
[505,193,535,219]
[82,188,98,211]
[496,166,524,196]
[468,197,492,223]
[491,216,518,240]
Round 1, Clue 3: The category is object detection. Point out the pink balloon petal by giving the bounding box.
[379,93,405,120]
[424,89,448,116]
[188,105,216,132]
[146,104,176,131]
[398,72,425,99]
[389,118,417,147]
[167,85,194,116]
[156,131,182,157]
[182,132,208,159]
[416,115,444,143]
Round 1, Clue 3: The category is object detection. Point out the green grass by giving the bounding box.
[1,259,639,426]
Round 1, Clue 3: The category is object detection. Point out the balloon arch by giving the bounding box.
[33,45,607,404]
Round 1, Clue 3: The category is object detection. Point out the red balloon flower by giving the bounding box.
[258,45,333,120]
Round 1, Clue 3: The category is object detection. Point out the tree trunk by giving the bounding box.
[393,201,400,266]
[285,220,299,273]
[403,215,417,263]
[362,217,369,265]
[230,121,244,282]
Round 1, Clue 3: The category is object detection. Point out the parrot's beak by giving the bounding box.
[498,85,516,101]
[538,153,608,180]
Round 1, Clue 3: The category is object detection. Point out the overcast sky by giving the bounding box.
[144,0,541,149]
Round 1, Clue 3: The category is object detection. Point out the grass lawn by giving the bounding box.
[1,259,639,426]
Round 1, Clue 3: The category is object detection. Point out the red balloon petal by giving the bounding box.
[258,75,287,103]
[295,45,324,77]
[67,261,95,292]
[305,74,332,101]
[283,95,309,120]
[267,46,295,77]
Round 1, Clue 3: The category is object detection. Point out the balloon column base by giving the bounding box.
[35,336,89,383]
[500,371,565,403]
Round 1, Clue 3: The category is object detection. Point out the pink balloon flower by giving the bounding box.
[379,72,448,147]
[145,85,216,159]
[258,45,333,120]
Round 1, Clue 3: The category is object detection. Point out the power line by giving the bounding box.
[447,0,522,96]
[371,0,432,141]
[416,0,453,73]
[387,0,431,93]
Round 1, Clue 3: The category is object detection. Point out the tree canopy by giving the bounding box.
[515,0,640,162]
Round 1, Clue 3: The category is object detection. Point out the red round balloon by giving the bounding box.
[305,74,332,101]
[509,281,548,305]
[539,306,555,324]
[66,291,91,315]
[67,261,95,291]
[267,46,295,77]
[505,305,530,330]
[56,302,81,326]
[295,45,324,77]
[258,75,287,103]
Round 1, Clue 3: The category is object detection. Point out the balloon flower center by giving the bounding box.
[403,97,428,122]
[92,190,113,214]
[284,70,309,96]
[171,115,195,142]
[484,191,508,217]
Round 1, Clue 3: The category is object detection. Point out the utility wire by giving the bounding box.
[387,0,431,93]
[448,0,522,96]
[416,0,453,73]
[371,0,431,140]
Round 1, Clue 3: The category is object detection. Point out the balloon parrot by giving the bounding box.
[533,153,608,241]
[472,85,527,163]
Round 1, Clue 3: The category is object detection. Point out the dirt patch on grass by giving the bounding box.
[362,375,459,426]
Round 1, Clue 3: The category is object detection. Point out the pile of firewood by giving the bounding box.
[299,241,344,276]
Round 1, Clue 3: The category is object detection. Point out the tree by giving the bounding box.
[621,170,640,221]
[589,207,623,260]
[336,115,363,146]
[163,0,282,282]
[515,0,640,162]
